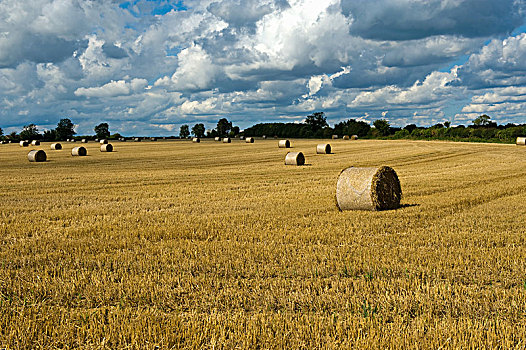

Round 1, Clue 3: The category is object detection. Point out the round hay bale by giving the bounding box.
[27,149,47,162]
[262,135,267,139]
[351,135,358,140]
[150,137,157,141]
[50,143,62,150]
[100,144,113,152]
[70,139,76,142]
[316,143,331,154]
[278,140,290,148]
[192,137,200,143]
[100,139,108,144]
[336,166,402,211]
[0,140,7,144]
[19,141,29,147]
[240,136,245,140]
[516,137,526,145]
[81,139,88,143]
[246,137,255,143]
[284,152,305,166]
[332,135,339,139]
[134,137,141,142]
[71,146,87,156]
[343,135,350,140]
[214,137,221,141]
[31,140,40,146]
[223,137,231,143]
[120,138,126,142]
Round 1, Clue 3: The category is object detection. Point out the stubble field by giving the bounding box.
[0,138,525,349]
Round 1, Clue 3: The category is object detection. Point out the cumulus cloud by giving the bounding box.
[0,0,525,135]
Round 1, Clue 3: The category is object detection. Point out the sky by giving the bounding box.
[0,0,525,136]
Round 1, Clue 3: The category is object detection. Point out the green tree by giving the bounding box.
[94,123,110,139]
[373,119,390,136]
[55,118,75,140]
[216,118,232,137]
[0,127,3,138]
[179,125,190,138]
[444,121,451,128]
[473,114,491,126]
[191,123,205,138]
[20,124,39,140]
[229,126,240,137]
[43,129,56,141]
[305,112,328,132]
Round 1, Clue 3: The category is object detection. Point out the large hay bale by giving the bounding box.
[100,144,113,152]
[336,166,402,211]
[81,139,88,143]
[516,137,526,145]
[192,137,201,143]
[343,135,350,140]
[351,135,359,140]
[223,137,231,143]
[214,137,221,141]
[316,144,331,154]
[246,137,255,143]
[19,141,29,147]
[31,140,40,146]
[71,146,87,156]
[50,143,62,150]
[100,139,108,144]
[28,149,47,162]
[278,140,290,148]
[285,152,305,166]
[332,135,339,139]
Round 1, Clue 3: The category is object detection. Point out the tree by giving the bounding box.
[305,112,328,132]
[229,126,240,137]
[179,124,190,138]
[20,124,39,140]
[473,114,491,126]
[43,129,56,141]
[0,127,3,138]
[373,119,390,136]
[216,118,232,137]
[55,118,75,140]
[444,121,451,128]
[94,123,110,139]
[191,123,205,138]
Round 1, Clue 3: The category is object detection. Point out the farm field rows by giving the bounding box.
[1,139,525,348]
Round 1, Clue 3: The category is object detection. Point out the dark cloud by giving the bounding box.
[102,43,128,59]
[343,0,525,41]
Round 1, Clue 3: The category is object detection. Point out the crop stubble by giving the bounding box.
[0,139,525,348]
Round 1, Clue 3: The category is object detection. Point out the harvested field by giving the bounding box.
[0,139,525,348]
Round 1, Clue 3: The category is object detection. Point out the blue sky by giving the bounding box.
[0,0,525,136]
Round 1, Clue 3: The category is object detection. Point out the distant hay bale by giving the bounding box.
[94,138,99,142]
[134,137,141,142]
[278,140,290,148]
[0,140,7,144]
[150,137,157,141]
[19,141,29,147]
[332,135,339,139]
[240,136,245,140]
[285,152,305,166]
[336,166,402,211]
[31,140,40,146]
[316,143,331,154]
[71,146,87,156]
[81,139,88,143]
[120,138,126,142]
[70,139,76,142]
[246,137,255,143]
[192,137,200,143]
[100,144,113,152]
[516,137,526,145]
[351,135,358,140]
[262,135,267,139]
[100,139,108,144]
[50,143,62,150]
[223,137,231,143]
[343,135,350,140]
[27,149,47,162]
[274,135,278,139]
[214,137,221,141]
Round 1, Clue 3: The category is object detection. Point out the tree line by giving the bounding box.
[2,113,525,144]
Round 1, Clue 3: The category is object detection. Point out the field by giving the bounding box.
[1,139,525,348]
